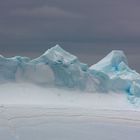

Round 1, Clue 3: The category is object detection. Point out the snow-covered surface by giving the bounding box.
[0,83,133,109]
[1,105,140,140]
[0,83,140,140]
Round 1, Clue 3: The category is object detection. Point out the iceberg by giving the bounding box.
[90,50,140,96]
[90,50,128,73]
[0,44,140,101]
[0,55,30,83]
[32,45,98,90]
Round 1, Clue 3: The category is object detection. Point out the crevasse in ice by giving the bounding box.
[0,44,140,100]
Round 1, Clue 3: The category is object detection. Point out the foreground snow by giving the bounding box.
[0,83,134,110]
[0,83,140,140]
[1,105,140,140]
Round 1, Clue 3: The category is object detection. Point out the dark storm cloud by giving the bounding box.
[0,0,140,51]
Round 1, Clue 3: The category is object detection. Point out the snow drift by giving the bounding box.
[0,44,140,103]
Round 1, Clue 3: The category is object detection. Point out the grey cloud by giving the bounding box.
[11,5,83,19]
[0,0,140,51]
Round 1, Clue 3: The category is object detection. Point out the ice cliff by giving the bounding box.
[32,45,88,88]
[89,50,140,96]
[0,44,140,102]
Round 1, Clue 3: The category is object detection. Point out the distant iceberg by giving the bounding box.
[0,44,140,102]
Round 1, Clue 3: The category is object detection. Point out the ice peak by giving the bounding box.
[90,50,128,72]
[42,44,77,65]
[43,44,61,55]
[108,50,128,63]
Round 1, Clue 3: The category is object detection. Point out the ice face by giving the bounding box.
[0,45,140,101]
[33,45,98,90]
[90,50,140,96]
[0,55,54,85]
[0,55,30,83]
[90,50,128,73]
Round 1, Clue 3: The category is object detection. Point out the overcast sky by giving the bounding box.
[0,0,140,52]
[1,0,140,72]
